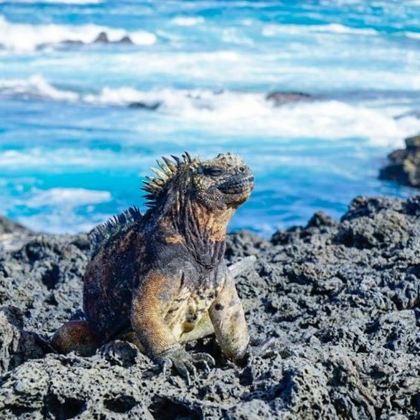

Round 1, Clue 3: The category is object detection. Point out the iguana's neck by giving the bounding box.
[156,193,234,268]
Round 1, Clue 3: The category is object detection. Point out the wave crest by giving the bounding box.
[1,76,419,147]
[0,15,156,51]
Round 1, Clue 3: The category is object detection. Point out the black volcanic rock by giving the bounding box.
[380,134,420,188]
[0,196,419,418]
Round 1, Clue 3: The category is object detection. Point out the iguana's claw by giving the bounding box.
[157,348,215,384]
[235,338,277,366]
[98,340,138,366]
[253,337,277,356]
[99,340,123,359]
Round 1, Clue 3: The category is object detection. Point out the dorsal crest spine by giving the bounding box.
[142,152,199,207]
[88,206,142,256]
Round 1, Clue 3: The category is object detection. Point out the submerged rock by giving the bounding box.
[379,134,420,188]
[0,196,419,418]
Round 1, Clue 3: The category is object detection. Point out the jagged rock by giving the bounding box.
[94,31,110,43]
[379,134,420,188]
[0,307,46,375]
[93,32,134,45]
[117,35,133,45]
[0,195,419,418]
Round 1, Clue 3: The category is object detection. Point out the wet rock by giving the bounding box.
[0,195,419,418]
[379,134,420,188]
[128,101,161,111]
[118,35,134,45]
[94,31,110,43]
[266,91,314,106]
[93,32,134,45]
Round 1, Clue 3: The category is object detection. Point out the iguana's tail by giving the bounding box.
[228,256,256,277]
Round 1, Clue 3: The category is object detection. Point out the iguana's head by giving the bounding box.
[143,152,254,211]
[192,153,254,209]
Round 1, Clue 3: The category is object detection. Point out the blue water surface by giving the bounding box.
[0,0,419,236]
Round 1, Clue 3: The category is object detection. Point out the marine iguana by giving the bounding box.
[51,152,255,381]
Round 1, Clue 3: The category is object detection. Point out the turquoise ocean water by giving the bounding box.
[0,0,419,236]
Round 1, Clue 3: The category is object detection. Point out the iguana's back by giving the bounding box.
[83,220,146,341]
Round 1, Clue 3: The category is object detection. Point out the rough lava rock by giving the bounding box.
[0,196,419,419]
[380,134,420,188]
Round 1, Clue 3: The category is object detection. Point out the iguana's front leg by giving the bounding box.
[209,272,249,362]
[131,270,214,382]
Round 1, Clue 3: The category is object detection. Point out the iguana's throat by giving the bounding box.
[160,195,234,268]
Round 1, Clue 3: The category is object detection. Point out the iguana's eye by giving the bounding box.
[203,167,223,177]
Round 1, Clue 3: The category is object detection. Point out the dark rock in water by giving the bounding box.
[58,40,84,47]
[0,196,419,418]
[117,35,133,45]
[128,101,161,111]
[93,32,134,45]
[266,91,314,106]
[379,134,420,188]
[94,31,110,43]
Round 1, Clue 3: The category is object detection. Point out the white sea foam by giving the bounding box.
[0,15,156,51]
[262,22,378,37]
[4,187,111,233]
[27,187,111,208]
[0,147,156,169]
[405,32,420,40]
[0,75,79,101]
[171,16,205,27]
[1,76,419,147]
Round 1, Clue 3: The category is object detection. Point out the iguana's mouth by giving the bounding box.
[218,175,254,194]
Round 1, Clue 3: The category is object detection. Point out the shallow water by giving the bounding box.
[0,0,419,235]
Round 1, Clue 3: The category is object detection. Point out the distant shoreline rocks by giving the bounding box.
[93,31,134,45]
[61,32,135,47]
[380,134,420,189]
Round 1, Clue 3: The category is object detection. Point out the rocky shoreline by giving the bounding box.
[0,196,419,419]
[380,135,420,189]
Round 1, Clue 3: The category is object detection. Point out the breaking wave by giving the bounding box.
[171,16,205,27]
[0,15,156,51]
[11,187,112,234]
[262,23,379,37]
[1,75,419,147]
